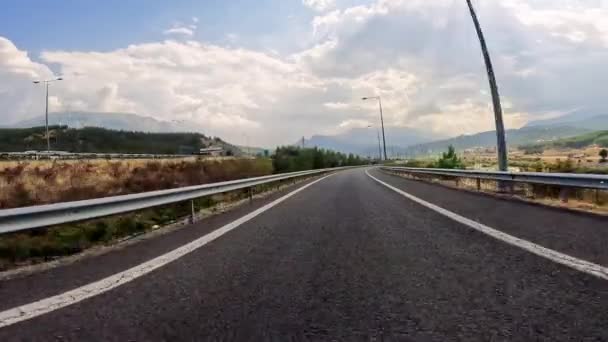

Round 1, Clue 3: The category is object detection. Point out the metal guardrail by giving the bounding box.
[0,167,349,234]
[381,167,608,190]
[0,152,194,160]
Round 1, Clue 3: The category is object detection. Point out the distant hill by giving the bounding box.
[6,112,203,133]
[304,126,435,156]
[401,125,590,157]
[521,130,608,152]
[525,113,608,130]
[0,126,241,155]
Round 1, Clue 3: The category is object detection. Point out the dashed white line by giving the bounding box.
[366,169,608,281]
[0,172,337,328]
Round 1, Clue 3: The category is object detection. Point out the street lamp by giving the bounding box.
[362,96,387,161]
[33,77,63,152]
[466,0,508,172]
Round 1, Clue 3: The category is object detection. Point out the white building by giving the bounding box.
[198,146,224,156]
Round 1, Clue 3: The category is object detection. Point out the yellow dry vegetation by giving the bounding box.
[0,158,273,209]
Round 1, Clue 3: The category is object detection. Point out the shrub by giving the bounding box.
[436,145,464,169]
[115,217,144,237]
[521,144,544,155]
[85,222,109,242]
[600,149,608,163]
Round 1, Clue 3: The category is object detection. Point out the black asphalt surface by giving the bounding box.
[1,168,607,341]
[372,168,608,266]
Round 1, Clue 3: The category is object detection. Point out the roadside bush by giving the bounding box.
[115,217,145,237]
[547,159,575,173]
[600,149,608,163]
[521,144,544,155]
[435,145,464,169]
[85,222,109,242]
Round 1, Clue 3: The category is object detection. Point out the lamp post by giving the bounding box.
[33,77,62,152]
[466,0,508,171]
[362,96,387,161]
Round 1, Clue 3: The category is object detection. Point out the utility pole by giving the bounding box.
[44,82,50,152]
[376,129,382,161]
[33,77,62,153]
[362,96,388,161]
[466,0,508,172]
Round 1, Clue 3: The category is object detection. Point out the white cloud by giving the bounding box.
[295,0,608,134]
[163,26,194,37]
[502,0,608,46]
[164,18,199,37]
[27,40,331,145]
[0,37,55,122]
[303,0,335,12]
[3,0,608,147]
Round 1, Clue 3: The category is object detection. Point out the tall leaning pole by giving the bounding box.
[466,0,508,172]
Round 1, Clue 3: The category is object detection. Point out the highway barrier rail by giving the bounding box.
[0,167,348,234]
[0,151,194,160]
[381,167,608,190]
[381,166,608,208]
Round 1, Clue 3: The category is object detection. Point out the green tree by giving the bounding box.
[600,149,608,162]
[436,145,464,169]
[271,146,365,173]
[0,126,214,154]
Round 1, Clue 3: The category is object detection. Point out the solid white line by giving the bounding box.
[0,173,337,328]
[366,169,608,281]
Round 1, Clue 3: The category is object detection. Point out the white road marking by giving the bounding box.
[366,169,608,281]
[0,173,336,328]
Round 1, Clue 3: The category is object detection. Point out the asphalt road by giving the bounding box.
[0,168,606,341]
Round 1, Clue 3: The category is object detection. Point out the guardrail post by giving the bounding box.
[248,187,253,202]
[476,178,481,191]
[559,187,570,203]
[190,200,195,224]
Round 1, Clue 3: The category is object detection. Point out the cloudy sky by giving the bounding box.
[1,0,607,147]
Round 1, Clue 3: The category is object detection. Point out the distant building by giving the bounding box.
[198,146,224,156]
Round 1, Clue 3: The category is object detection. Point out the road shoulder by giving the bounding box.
[370,168,608,267]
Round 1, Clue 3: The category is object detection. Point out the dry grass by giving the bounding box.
[460,148,608,171]
[0,168,318,272]
[386,171,608,215]
[0,157,276,270]
[0,158,273,209]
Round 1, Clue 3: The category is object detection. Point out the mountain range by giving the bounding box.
[7,111,608,157]
[6,112,202,134]
[525,112,608,130]
[400,125,591,157]
[304,127,439,157]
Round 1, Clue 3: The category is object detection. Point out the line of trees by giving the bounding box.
[272,146,366,173]
[0,126,239,155]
